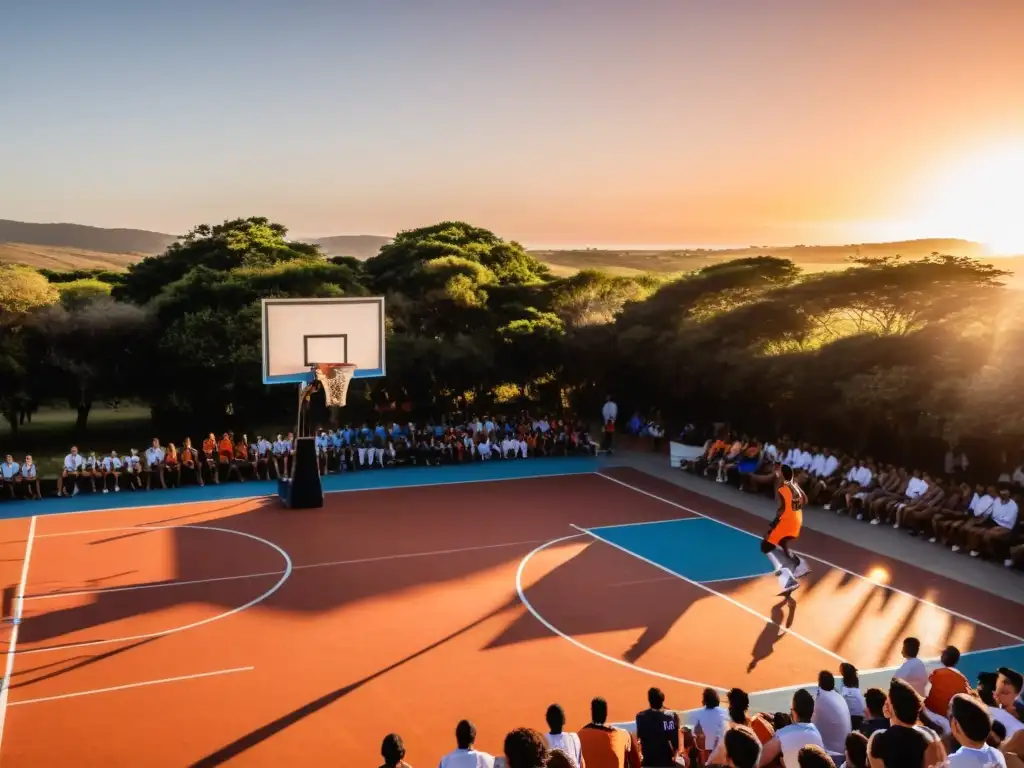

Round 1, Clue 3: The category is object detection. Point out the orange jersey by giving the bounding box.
[768,483,803,545]
[218,439,233,459]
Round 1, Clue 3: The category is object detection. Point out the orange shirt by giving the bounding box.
[924,666,970,717]
[165,450,178,465]
[218,439,233,460]
[579,725,641,768]
[203,438,216,455]
[234,443,248,460]
[708,439,727,457]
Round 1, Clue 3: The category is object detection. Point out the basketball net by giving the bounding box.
[314,363,357,407]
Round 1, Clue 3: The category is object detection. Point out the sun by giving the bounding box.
[907,142,1024,255]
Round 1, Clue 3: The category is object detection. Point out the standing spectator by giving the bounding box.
[758,689,825,767]
[922,646,970,733]
[893,638,928,697]
[635,687,680,766]
[866,678,945,767]
[839,664,867,730]
[693,688,730,757]
[502,728,548,768]
[579,697,640,768]
[945,694,1004,768]
[813,671,852,758]
[858,689,889,737]
[439,720,494,768]
[544,704,584,767]
[379,733,412,768]
[601,396,617,454]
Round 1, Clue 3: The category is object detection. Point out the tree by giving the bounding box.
[58,278,113,310]
[0,265,60,316]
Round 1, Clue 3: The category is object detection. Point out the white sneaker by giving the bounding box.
[824,504,832,510]
[951,545,961,552]
[870,518,879,525]
[72,487,79,497]
[893,523,899,529]
[102,489,108,494]
[793,559,811,578]
[856,513,864,520]
[114,486,120,492]
[969,550,980,558]
[779,577,800,596]
[928,537,937,543]
[1006,559,1014,568]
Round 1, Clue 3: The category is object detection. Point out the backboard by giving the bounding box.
[261,297,386,384]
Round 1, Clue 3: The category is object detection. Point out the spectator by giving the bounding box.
[1,454,20,498]
[725,688,774,744]
[545,750,576,768]
[842,732,868,768]
[923,646,970,733]
[813,671,852,758]
[502,727,548,768]
[945,694,1003,767]
[57,445,83,497]
[758,689,825,767]
[123,448,143,490]
[712,724,761,768]
[866,678,945,767]
[950,485,998,553]
[180,437,201,486]
[544,704,584,768]
[19,455,40,499]
[144,438,166,490]
[991,668,1024,739]
[601,396,617,454]
[101,450,122,493]
[635,687,680,767]
[439,720,495,768]
[839,664,866,730]
[578,697,640,768]
[859,689,889,737]
[962,486,1019,561]
[893,637,928,697]
[926,482,973,544]
[379,732,412,768]
[693,688,729,756]
[797,744,836,768]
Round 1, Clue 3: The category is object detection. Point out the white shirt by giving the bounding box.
[272,440,288,455]
[64,453,83,471]
[102,456,122,471]
[776,722,824,767]
[946,743,1007,767]
[21,463,36,478]
[841,686,866,718]
[809,454,827,476]
[905,477,928,499]
[796,451,813,470]
[822,455,840,478]
[894,657,929,696]
[601,400,618,424]
[545,732,583,766]
[854,466,873,486]
[812,689,852,754]
[144,446,165,467]
[763,443,778,460]
[1013,466,1024,486]
[438,747,495,768]
[990,706,1024,737]
[1,462,19,479]
[125,455,141,471]
[991,499,1019,530]
[692,706,729,753]
[970,493,996,519]
[256,439,272,457]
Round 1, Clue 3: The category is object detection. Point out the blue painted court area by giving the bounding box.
[0,456,602,520]
[588,518,773,583]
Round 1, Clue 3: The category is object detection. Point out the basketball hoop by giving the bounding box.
[313,363,357,407]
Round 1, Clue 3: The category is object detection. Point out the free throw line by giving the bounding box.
[596,472,1024,644]
[0,515,37,752]
[571,523,847,664]
[9,666,254,707]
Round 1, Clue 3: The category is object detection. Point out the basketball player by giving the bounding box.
[761,464,811,596]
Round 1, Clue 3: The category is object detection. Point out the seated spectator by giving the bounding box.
[123,448,143,490]
[927,482,973,544]
[725,688,774,744]
[944,693,1003,768]
[839,664,866,730]
[82,451,101,493]
[254,435,273,479]
[923,646,970,733]
[635,687,681,766]
[893,475,943,531]
[272,433,292,478]
[813,671,852,759]
[708,724,761,768]
[379,732,411,768]
[693,687,730,757]
[218,432,235,478]
[439,720,494,767]
[797,744,836,767]
[807,448,841,506]
[859,688,889,737]
[502,728,548,768]
[545,749,576,768]
[823,460,864,513]
[230,435,250,482]
[144,438,166,490]
[544,704,584,767]
[949,485,998,554]
[960,487,1018,563]
[894,637,929,697]
[202,433,220,484]
[758,689,824,767]
[101,450,122,493]
[992,668,1024,740]
[164,443,181,487]
[57,445,83,497]
[578,697,640,768]
[843,732,869,768]
[1,454,20,498]
[866,678,946,767]
[871,469,925,526]
[180,437,202,486]
[849,462,884,520]
[19,455,40,499]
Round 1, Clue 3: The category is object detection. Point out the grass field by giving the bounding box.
[0,242,144,271]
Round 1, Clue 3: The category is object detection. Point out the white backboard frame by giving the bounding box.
[261,297,386,385]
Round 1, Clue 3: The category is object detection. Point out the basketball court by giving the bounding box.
[1,298,1022,765]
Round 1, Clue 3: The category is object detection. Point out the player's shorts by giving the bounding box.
[766,513,802,547]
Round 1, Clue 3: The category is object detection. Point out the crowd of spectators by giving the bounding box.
[378,643,1024,766]
[0,414,600,501]
[677,432,1024,572]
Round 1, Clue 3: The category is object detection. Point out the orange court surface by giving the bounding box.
[1,464,1022,766]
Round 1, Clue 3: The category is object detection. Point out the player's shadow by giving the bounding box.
[747,596,797,672]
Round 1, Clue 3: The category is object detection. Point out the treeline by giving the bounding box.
[0,217,1020,469]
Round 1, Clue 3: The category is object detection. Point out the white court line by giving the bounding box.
[597,472,1024,643]
[610,572,768,588]
[573,524,847,664]
[0,516,37,752]
[1,469,596,522]
[9,666,254,707]
[23,537,552,601]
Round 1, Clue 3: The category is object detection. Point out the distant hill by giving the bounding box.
[0,219,178,254]
[0,243,144,271]
[310,234,391,260]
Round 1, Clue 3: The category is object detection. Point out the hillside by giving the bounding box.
[0,243,147,271]
[311,235,391,260]
[0,219,178,254]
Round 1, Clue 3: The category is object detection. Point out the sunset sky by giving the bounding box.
[2,0,1023,250]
